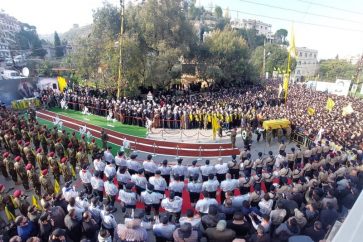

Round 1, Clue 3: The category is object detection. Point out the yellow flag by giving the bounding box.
[32,195,42,210]
[5,206,16,222]
[307,107,315,116]
[54,179,60,194]
[289,26,298,59]
[10,195,17,209]
[283,74,289,101]
[326,98,335,112]
[71,165,76,178]
[57,76,67,93]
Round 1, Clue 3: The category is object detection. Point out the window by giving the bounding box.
[297,70,300,74]
[305,53,307,57]
[309,53,312,57]
[299,52,302,57]
[298,61,301,65]
[52,84,57,89]
[314,54,316,58]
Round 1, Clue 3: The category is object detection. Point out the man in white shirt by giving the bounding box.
[200,160,216,182]
[215,158,228,182]
[104,177,118,212]
[171,158,187,181]
[118,182,137,217]
[149,170,167,194]
[202,174,219,198]
[128,154,142,175]
[187,160,201,180]
[103,146,114,164]
[79,164,92,195]
[220,173,238,203]
[187,174,203,207]
[195,191,218,215]
[104,161,116,179]
[141,183,163,219]
[131,169,148,195]
[169,175,185,198]
[161,191,183,223]
[91,171,104,202]
[62,181,78,202]
[115,151,127,170]
[143,154,158,180]
[159,160,171,185]
[116,166,131,189]
[93,155,106,179]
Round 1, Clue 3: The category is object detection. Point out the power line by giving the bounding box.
[239,0,363,25]
[297,0,363,16]
[229,8,363,33]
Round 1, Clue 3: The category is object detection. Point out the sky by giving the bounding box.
[1,0,363,59]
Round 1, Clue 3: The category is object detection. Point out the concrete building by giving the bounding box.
[294,47,319,81]
[231,19,273,40]
[0,11,20,59]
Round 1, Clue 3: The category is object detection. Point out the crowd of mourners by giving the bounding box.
[0,82,361,241]
[41,81,363,149]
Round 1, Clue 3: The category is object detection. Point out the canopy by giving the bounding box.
[263,119,290,130]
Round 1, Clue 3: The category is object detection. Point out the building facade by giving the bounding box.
[0,11,20,59]
[294,47,319,81]
[231,19,273,40]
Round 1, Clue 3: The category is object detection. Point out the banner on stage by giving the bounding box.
[263,119,290,130]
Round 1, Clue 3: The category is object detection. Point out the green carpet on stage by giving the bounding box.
[49,107,147,138]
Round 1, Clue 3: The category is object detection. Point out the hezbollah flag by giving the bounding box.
[342,103,354,116]
[32,195,42,210]
[211,115,220,140]
[326,98,335,112]
[54,179,60,194]
[307,107,315,116]
[283,74,289,101]
[57,76,67,93]
[5,206,16,222]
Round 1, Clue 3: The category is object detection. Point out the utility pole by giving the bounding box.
[117,0,125,98]
[262,38,266,80]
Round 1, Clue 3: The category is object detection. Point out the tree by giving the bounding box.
[250,43,296,76]
[54,31,64,57]
[274,29,288,45]
[214,6,223,18]
[238,28,265,50]
[14,23,47,58]
[204,29,251,86]
[319,59,355,81]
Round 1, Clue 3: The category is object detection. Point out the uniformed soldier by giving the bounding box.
[39,131,48,154]
[287,147,297,170]
[18,140,26,162]
[79,164,92,195]
[51,126,58,142]
[187,174,203,207]
[14,156,30,190]
[26,164,42,196]
[101,128,109,150]
[141,183,163,219]
[48,134,56,153]
[67,142,77,170]
[228,155,240,179]
[9,138,21,156]
[200,159,216,182]
[13,189,30,216]
[79,135,87,152]
[242,153,253,177]
[39,169,54,195]
[61,130,70,150]
[76,148,88,168]
[5,152,18,183]
[31,129,40,150]
[55,138,65,158]
[88,139,99,159]
[253,152,264,176]
[23,142,36,168]
[70,132,79,151]
[277,126,284,143]
[187,160,201,180]
[303,146,312,164]
[59,157,72,183]
[36,148,48,170]
[0,152,9,179]
[48,152,60,183]
[202,174,219,198]
[238,171,253,195]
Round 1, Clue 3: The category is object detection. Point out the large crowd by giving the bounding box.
[0,82,363,242]
[41,82,363,149]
